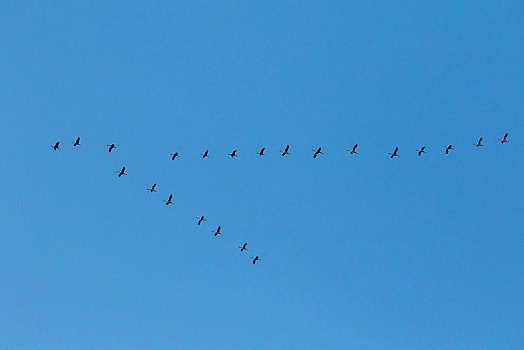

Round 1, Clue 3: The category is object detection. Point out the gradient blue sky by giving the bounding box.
[1,1,523,349]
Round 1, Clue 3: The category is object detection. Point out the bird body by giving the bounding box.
[51,142,60,151]
[163,194,173,205]
[117,167,127,177]
[107,144,115,152]
[202,150,209,158]
[197,216,206,225]
[213,226,222,236]
[229,149,237,158]
[500,133,509,144]
[258,147,265,156]
[389,147,399,158]
[281,145,290,156]
[252,256,260,265]
[73,137,80,146]
[445,145,454,154]
[417,146,426,156]
[171,152,179,160]
[313,147,322,158]
[349,144,358,155]
[475,138,483,147]
[147,183,157,192]
[239,243,248,252]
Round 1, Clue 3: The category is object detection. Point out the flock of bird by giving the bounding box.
[51,132,512,265]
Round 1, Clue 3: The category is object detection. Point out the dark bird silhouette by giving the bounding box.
[239,243,248,252]
[500,133,509,144]
[163,194,173,205]
[417,146,426,156]
[475,138,483,147]
[213,226,222,236]
[281,145,290,156]
[251,256,260,265]
[229,149,237,158]
[197,216,206,225]
[51,141,60,151]
[147,183,157,192]
[171,152,179,160]
[348,144,358,155]
[117,167,127,177]
[313,147,323,158]
[107,144,116,152]
[73,137,80,146]
[202,149,209,158]
[258,147,265,156]
[389,147,399,158]
[444,145,454,154]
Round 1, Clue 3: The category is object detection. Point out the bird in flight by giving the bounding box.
[258,147,265,156]
[348,144,358,155]
[213,226,222,236]
[51,141,60,151]
[251,256,260,265]
[313,147,323,158]
[389,147,399,158]
[147,183,157,192]
[281,145,290,156]
[417,146,426,156]
[239,243,248,252]
[202,149,209,158]
[444,145,454,154]
[196,216,206,225]
[500,133,509,144]
[475,138,483,147]
[117,167,127,177]
[107,144,116,152]
[163,194,173,205]
[229,149,237,158]
[171,152,179,160]
[73,137,80,147]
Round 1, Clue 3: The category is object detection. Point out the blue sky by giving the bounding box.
[1,1,523,348]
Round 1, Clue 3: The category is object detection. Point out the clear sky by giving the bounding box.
[1,1,523,349]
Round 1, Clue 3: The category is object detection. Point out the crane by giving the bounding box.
[281,145,290,156]
[171,152,179,160]
[444,145,454,154]
[251,256,260,265]
[163,194,173,205]
[73,137,80,147]
[258,147,265,156]
[348,144,358,155]
[213,226,222,236]
[417,146,426,156]
[202,149,209,158]
[196,216,206,225]
[229,149,237,158]
[239,243,248,252]
[107,144,116,152]
[500,133,509,144]
[475,138,483,147]
[147,183,157,192]
[389,147,399,158]
[117,167,127,177]
[313,147,323,158]
[51,141,60,151]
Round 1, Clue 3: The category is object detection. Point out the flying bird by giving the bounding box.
[51,141,60,151]
[500,133,509,144]
[213,226,222,236]
[251,256,260,265]
[107,144,116,152]
[117,167,127,177]
[417,146,426,156]
[202,149,209,158]
[239,243,248,252]
[229,149,237,158]
[258,147,265,156]
[313,147,323,158]
[389,147,399,158]
[163,194,173,205]
[171,152,179,160]
[475,138,483,147]
[147,183,157,192]
[444,145,454,154]
[196,216,206,225]
[281,145,290,156]
[73,137,80,146]
[348,144,358,155]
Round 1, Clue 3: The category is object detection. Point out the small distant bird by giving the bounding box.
[389,147,399,158]
[117,167,127,177]
[171,152,179,160]
[213,226,222,236]
[281,145,290,156]
[229,149,237,158]
[196,216,206,225]
[313,147,323,158]
[147,183,157,192]
[51,141,60,151]
[239,243,248,252]
[251,256,260,265]
[73,137,80,146]
[475,138,483,147]
[163,194,173,205]
[202,149,209,158]
[107,144,116,152]
[348,144,358,155]
[417,146,426,156]
[500,133,509,144]
[444,145,454,154]
[258,147,265,156]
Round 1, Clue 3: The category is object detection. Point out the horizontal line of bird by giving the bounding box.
[51,134,510,158]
